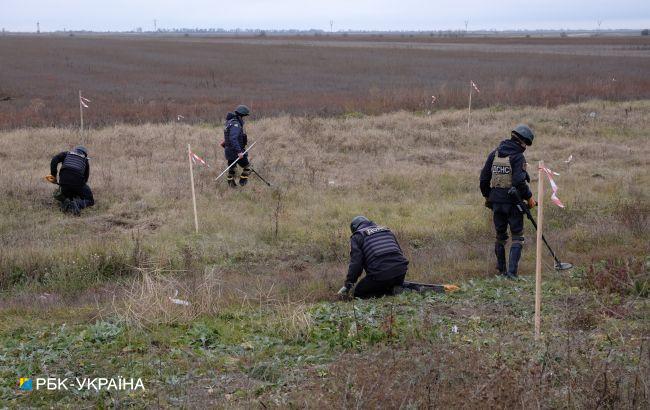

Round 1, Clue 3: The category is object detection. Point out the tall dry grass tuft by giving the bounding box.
[114,267,223,327]
[268,299,314,340]
[113,266,316,338]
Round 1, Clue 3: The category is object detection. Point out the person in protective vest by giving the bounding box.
[47,145,95,215]
[338,216,409,298]
[479,124,536,279]
[222,105,252,188]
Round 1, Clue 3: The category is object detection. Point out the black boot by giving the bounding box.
[70,197,81,216]
[506,243,523,280]
[227,177,237,188]
[60,198,71,213]
[239,167,251,186]
[495,241,507,275]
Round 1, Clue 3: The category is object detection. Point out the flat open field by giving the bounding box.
[1,35,649,128]
[1,101,648,407]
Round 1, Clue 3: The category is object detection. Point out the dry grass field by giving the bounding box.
[1,35,649,128]
[0,100,648,407]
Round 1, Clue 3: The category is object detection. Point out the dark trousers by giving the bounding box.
[353,274,405,299]
[227,156,250,177]
[492,202,525,275]
[59,184,95,208]
[492,202,524,241]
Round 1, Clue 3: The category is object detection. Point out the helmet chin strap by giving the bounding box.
[513,136,527,150]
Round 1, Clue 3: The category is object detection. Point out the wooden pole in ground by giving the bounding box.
[534,160,545,341]
[188,144,199,234]
[467,87,472,129]
[79,90,84,133]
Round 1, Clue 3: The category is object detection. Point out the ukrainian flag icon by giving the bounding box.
[19,378,32,391]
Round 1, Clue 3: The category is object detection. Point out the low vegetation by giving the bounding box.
[0,101,648,407]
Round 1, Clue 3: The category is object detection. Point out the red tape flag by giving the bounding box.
[189,151,210,167]
[80,94,91,108]
[539,165,564,208]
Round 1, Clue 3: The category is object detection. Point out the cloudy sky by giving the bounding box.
[3,0,650,32]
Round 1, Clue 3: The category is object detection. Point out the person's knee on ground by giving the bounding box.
[353,275,404,299]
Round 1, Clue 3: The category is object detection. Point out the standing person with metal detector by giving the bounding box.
[479,125,536,279]
[221,105,253,188]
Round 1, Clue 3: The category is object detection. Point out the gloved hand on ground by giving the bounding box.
[45,174,57,184]
[484,199,492,209]
[337,282,354,296]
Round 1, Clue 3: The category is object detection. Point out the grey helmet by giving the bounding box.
[234,105,250,117]
[350,215,370,233]
[511,124,534,146]
[73,145,88,157]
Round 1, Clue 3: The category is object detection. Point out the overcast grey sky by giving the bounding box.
[3,0,649,32]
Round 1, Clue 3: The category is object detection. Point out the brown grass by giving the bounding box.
[1,35,649,128]
[0,100,648,304]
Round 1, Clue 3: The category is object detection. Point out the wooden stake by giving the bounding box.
[188,144,199,234]
[534,160,545,341]
[467,88,472,129]
[79,90,84,133]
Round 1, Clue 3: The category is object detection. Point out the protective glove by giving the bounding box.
[527,197,537,209]
[45,174,57,184]
[336,286,349,296]
[337,282,354,296]
[220,140,226,148]
[484,199,492,209]
[237,152,245,160]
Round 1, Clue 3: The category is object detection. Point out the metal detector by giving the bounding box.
[250,168,272,187]
[508,188,573,271]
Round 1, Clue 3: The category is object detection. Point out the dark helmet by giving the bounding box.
[350,215,370,233]
[73,145,88,157]
[234,105,250,117]
[511,124,534,146]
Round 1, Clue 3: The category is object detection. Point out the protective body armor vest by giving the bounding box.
[357,226,402,266]
[490,151,512,189]
[224,119,247,148]
[61,151,87,175]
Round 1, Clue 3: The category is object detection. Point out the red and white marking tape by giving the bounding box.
[189,151,210,167]
[540,165,564,208]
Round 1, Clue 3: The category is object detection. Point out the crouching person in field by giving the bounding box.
[338,216,409,299]
[47,145,95,216]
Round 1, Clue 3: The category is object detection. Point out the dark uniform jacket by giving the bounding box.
[50,151,89,187]
[223,112,247,161]
[479,139,531,204]
[346,221,409,285]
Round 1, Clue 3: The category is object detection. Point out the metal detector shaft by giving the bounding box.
[509,187,564,266]
[518,204,563,266]
[250,168,272,186]
[214,141,258,182]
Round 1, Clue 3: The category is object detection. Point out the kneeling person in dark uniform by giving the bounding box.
[338,216,409,299]
[223,105,252,188]
[47,145,94,215]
